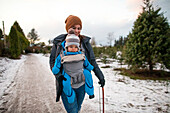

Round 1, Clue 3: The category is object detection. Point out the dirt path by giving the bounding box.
[0,54,66,113]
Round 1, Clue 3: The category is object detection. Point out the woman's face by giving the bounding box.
[72,25,81,36]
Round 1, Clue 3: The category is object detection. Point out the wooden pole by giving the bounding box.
[99,87,101,113]
[2,21,6,48]
[102,87,104,113]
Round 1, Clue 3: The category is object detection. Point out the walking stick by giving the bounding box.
[99,87,101,113]
[102,87,104,113]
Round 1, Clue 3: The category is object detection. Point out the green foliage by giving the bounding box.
[92,46,105,58]
[9,26,21,59]
[93,46,117,59]
[14,21,25,37]
[36,42,46,47]
[114,36,128,48]
[1,35,10,57]
[0,29,3,56]
[13,21,30,52]
[42,49,47,55]
[0,28,3,38]
[108,47,117,58]
[125,0,170,71]
[46,46,52,51]
[8,21,30,58]
[17,31,30,53]
[102,56,107,65]
[0,40,3,56]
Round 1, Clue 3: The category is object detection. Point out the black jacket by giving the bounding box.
[50,34,104,81]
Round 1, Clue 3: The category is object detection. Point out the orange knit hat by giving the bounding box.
[65,15,82,32]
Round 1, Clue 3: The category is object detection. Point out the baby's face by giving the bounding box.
[67,45,78,52]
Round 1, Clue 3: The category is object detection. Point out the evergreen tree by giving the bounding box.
[114,36,128,51]
[17,31,29,52]
[118,36,123,46]
[0,29,3,56]
[125,0,170,71]
[0,28,3,38]
[9,26,21,59]
[13,21,30,52]
[14,21,25,37]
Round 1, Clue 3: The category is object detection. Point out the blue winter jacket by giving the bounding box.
[52,41,94,75]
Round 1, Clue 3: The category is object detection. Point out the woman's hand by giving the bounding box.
[68,28,75,34]
[98,78,105,87]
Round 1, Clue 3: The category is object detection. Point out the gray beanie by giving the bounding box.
[65,34,80,49]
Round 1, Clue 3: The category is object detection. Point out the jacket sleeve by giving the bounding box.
[86,42,105,81]
[52,55,62,75]
[50,44,57,70]
[84,56,94,71]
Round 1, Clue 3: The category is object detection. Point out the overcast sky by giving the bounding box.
[0,0,170,45]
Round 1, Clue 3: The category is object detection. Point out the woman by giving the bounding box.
[50,15,105,113]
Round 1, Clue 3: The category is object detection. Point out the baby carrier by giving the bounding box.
[61,53,86,88]
[60,49,94,103]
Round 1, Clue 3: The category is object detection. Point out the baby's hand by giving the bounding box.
[68,28,75,34]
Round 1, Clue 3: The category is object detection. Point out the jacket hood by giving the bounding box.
[81,35,91,43]
[53,34,67,45]
[61,41,66,50]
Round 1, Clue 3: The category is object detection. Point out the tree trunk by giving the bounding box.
[148,61,153,74]
[149,64,153,71]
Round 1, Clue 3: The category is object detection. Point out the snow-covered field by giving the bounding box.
[88,64,170,113]
[0,54,169,113]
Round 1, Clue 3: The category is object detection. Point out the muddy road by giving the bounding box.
[0,54,94,113]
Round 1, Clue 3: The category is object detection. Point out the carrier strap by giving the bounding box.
[61,54,85,64]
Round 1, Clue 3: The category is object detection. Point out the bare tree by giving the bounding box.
[91,37,96,47]
[27,28,40,45]
[48,39,53,45]
[107,32,114,47]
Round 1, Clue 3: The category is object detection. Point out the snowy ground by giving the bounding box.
[0,55,27,100]
[86,63,170,113]
[0,54,169,113]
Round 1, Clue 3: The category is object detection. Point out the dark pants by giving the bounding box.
[61,84,85,113]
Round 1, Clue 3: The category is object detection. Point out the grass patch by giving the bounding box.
[114,68,170,80]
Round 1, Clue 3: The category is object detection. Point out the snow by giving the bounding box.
[0,55,27,102]
[85,61,170,113]
[0,54,169,112]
